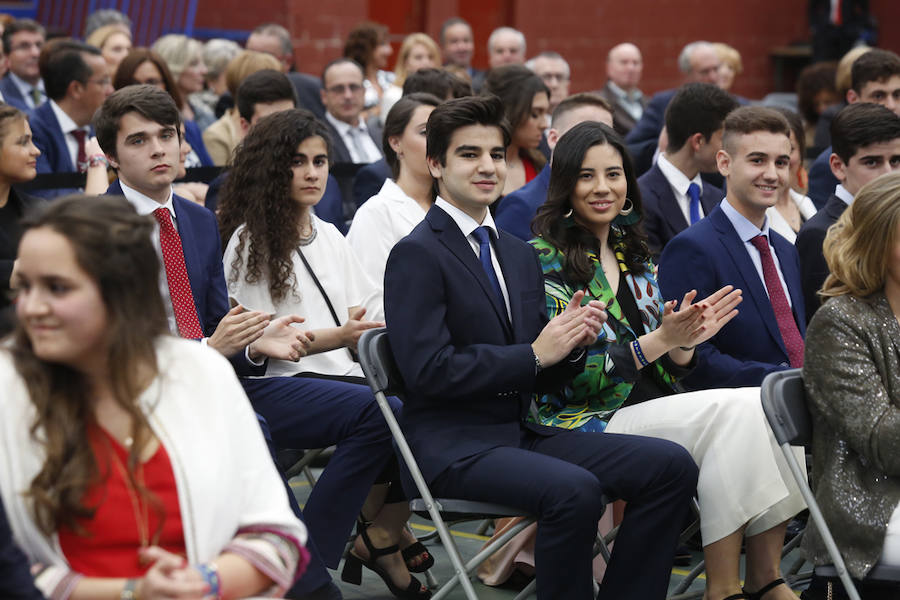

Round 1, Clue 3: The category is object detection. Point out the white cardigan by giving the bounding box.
[0,337,307,598]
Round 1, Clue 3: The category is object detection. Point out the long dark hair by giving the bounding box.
[533,121,649,286]
[113,47,185,110]
[10,195,168,536]
[383,92,441,179]
[218,109,333,304]
[481,65,550,170]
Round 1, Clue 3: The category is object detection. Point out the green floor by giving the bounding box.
[290,474,810,599]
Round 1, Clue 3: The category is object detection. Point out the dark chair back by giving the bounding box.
[760,368,810,446]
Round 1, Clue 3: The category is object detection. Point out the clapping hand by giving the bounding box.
[658,286,742,350]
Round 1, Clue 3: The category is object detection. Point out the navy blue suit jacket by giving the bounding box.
[0,75,32,114]
[625,89,676,176]
[30,101,86,198]
[796,193,846,320]
[351,158,390,209]
[384,205,578,484]
[106,180,263,376]
[638,162,723,256]
[494,163,550,241]
[807,146,838,210]
[0,495,43,599]
[658,204,806,390]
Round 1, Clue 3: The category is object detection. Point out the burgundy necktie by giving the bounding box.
[71,129,87,173]
[152,208,204,339]
[749,235,804,367]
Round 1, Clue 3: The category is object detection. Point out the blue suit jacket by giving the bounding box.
[657,204,806,390]
[0,75,31,114]
[383,205,578,484]
[638,162,723,256]
[0,495,43,600]
[106,180,263,376]
[807,146,838,210]
[351,158,390,210]
[625,89,676,176]
[494,163,551,241]
[29,101,88,198]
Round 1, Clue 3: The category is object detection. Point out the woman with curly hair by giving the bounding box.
[0,194,307,599]
[530,121,808,600]
[344,21,395,118]
[218,108,432,600]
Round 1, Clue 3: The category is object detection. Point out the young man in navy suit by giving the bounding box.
[638,83,738,256]
[384,95,698,600]
[659,107,806,390]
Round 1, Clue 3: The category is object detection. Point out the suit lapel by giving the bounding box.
[325,120,351,163]
[648,166,690,233]
[700,183,722,214]
[171,198,206,320]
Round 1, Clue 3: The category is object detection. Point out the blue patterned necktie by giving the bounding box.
[471,226,505,311]
[687,182,702,224]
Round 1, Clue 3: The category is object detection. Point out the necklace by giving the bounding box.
[108,444,154,550]
[298,218,318,246]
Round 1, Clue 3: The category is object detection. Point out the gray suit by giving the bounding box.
[598,81,647,137]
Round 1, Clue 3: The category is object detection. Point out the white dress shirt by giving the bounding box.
[48,100,90,172]
[607,80,644,122]
[657,153,707,224]
[435,197,511,320]
[324,111,382,164]
[833,183,854,207]
[9,71,44,110]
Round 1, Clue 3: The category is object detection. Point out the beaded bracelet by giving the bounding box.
[195,563,221,599]
[120,578,139,600]
[632,339,649,367]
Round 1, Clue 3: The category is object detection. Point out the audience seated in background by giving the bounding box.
[85,24,132,75]
[795,61,839,156]
[152,34,216,132]
[487,26,526,69]
[0,194,307,598]
[218,108,433,600]
[659,107,806,390]
[383,94,698,600]
[380,33,439,123]
[30,39,112,198]
[481,65,549,196]
[0,20,46,113]
[113,47,213,167]
[802,170,900,600]
[83,7,131,40]
[321,58,383,166]
[495,92,613,241]
[598,42,646,137]
[638,82,737,256]
[766,107,817,244]
[197,37,241,117]
[713,42,742,92]
[440,17,483,90]
[526,51,570,115]
[807,48,900,208]
[810,45,870,154]
[530,120,804,600]
[796,103,900,320]
[343,21,394,120]
[626,40,722,175]
[348,93,442,296]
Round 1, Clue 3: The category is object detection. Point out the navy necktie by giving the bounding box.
[471,226,506,311]
[687,182,702,224]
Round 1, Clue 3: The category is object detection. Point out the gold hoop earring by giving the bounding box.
[619,198,634,216]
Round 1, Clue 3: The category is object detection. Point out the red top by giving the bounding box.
[59,425,186,577]
[522,150,538,183]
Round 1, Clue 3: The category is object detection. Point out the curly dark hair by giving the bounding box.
[218,108,333,304]
[533,121,649,286]
[343,21,388,71]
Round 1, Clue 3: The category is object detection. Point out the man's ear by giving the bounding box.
[846,88,860,104]
[426,155,442,179]
[239,117,251,139]
[716,148,731,177]
[546,128,560,150]
[829,152,847,182]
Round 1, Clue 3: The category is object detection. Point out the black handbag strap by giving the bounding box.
[295,247,342,328]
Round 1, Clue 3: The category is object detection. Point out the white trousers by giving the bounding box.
[605,386,807,544]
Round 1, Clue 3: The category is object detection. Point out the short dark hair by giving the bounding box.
[113,48,184,109]
[772,106,806,160]
[721,106,791,154]
[321,57,364,87]
[236,69,296,122]
[426,95,511,166]
[93,85,182,161]
[851,49,900,94]
[2,19,45,55]
[830,102,900,164]
[665,83,739,152]
[40,40,102,102]
[439,17,471,46]
[383,92,442,179]
[796,61,838,123]
[551,92,612,127]
[402,67,471,99]
[343,21,387,70]
[481,64,549,130]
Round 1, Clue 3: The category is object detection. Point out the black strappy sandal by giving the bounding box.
[341,526,432,599]
[743,577,786,600]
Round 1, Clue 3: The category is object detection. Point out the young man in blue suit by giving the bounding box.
[659,107,806,390]
[384,95,698,599]
[495,92,613,241]
[94,85,406,600]
[638,83,738,256]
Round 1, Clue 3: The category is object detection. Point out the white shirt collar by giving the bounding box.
[324,110,366,136]
[48,99,83,136]
[435,196,499,239]
[607,80,642,103]
[657,153,703,197]
[118,180,175,217]
[834,183,854,206]
[9,71,42,99]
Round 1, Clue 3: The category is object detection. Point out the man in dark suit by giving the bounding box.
[384,95,697,599]
[0,495,44,599]
[626,41,722,175]
[440,17,485,91]
[495,92,613,241]
[0,20,46,113]
[796,103,900,320]
[30,41,112,198]
[659,107,806,391]
[94,85,404,600]
[639,83,738,256]
[598,42,646,137]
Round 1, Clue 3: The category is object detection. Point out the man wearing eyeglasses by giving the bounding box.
[526,51,570,115]
[30,40,114,198]
[0,20,47,113]
[319,58,383,165]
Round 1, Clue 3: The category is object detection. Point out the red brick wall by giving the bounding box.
[194,0,900,99]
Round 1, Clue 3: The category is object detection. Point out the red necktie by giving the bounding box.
[71,129,87,173]
[152,207,204,339]
[749,235,804,367]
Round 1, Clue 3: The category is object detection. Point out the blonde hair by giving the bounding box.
[224,50,281,97]
[713,43,742,74]
[85,23,131,52]
[836,45,871,96]
[394,33,440,86]
[151,33,203,80]
[821,171,900,298]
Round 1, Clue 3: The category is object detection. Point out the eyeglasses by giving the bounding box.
[540,73,569,83]
[326,83,363,94]
[87,77,112,87]
[10,41,42,53]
